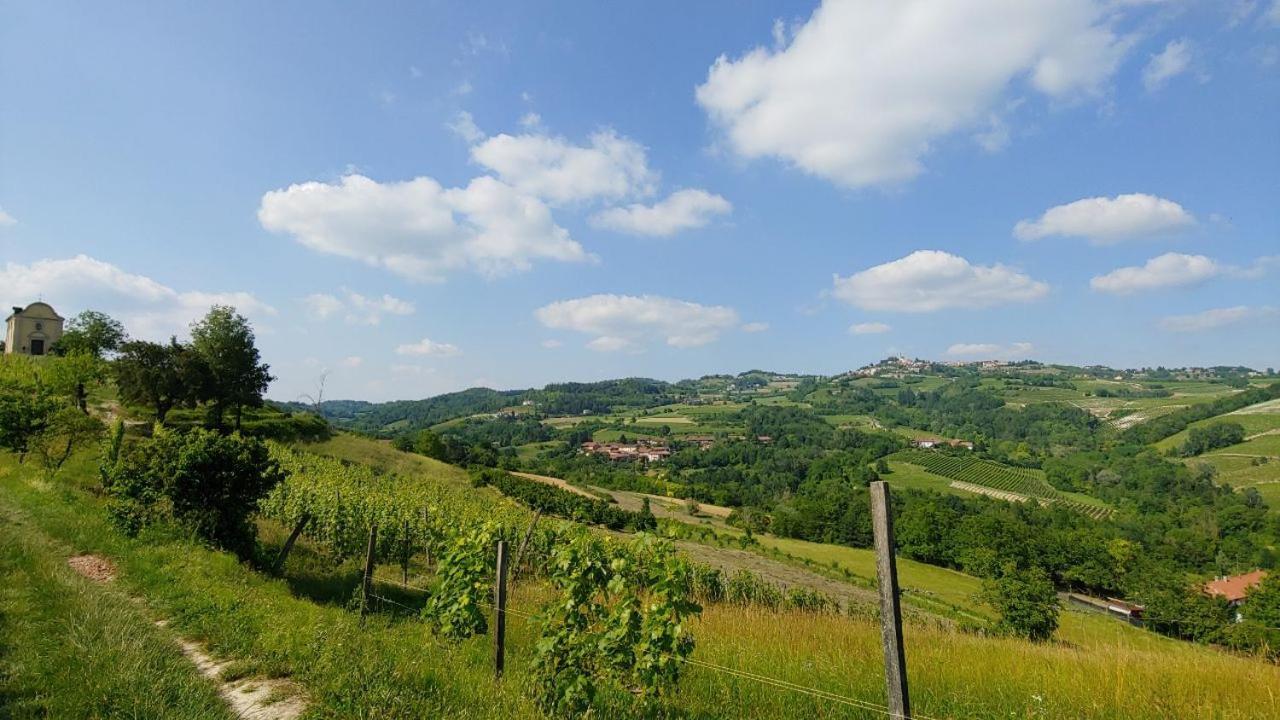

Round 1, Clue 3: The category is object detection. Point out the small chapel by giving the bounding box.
[4,302,64,356]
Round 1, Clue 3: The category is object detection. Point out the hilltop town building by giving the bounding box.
[4,302,63,356]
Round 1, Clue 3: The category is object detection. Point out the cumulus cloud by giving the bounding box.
[741,321,770,333]
[696,0,1131,188]
[0,255,274,339]
[1159,306,1277,332]
[535,294,740,350]
[850,322,892,335]
[1090,253,1221,294]
[946,341,1035,359]
[1014,193,1195,243]
[396,338,461,356]
[259,174,589,281]
[0,207,15,227]
[304,288,414,324]
[590,189,732,237]
[470,129,657,205]
[832,250,1049,313]
[1142,39,1192,92]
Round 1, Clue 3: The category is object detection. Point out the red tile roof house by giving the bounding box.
[1205,570,1268,621]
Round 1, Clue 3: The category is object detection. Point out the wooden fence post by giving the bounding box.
[361,523,378,620]
[272,512,311,575]
[494,540,509,678]
[870,481,910,719]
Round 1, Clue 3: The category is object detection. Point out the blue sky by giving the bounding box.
[2,0,1277,401]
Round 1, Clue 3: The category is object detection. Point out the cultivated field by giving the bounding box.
[893,450,1113,518]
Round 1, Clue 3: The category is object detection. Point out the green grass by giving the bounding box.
[1154,408,1280,453]
[0,500,233,719]
[4,440,1280,719]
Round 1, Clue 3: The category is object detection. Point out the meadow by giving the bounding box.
[3,447,1278,719]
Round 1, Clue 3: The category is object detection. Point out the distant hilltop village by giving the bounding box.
[849,356,1273,382]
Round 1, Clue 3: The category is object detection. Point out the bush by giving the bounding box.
[980,565,1060,641]
[103,426,284,557]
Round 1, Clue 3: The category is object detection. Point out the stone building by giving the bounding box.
[4,302,64,356]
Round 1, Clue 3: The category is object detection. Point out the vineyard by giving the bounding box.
[893,450,1113,519]
[257,443,705,714]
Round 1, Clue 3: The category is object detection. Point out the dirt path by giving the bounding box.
[511,471,600,499]
[949,480,1030,503]
[66,554,306,720]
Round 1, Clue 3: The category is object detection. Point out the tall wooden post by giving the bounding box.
[870,481,910,719]
[493,540,509,677]
[361,524,378,620]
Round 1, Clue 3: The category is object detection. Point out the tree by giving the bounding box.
[103,426,284,557]
[53,310,126,358]
[28,406,104,479]
[980,565,1060,641]
[0,357,57,461]
[189,306,273,431]
[115,339,203,422]
[1244,573,1280,628]
[42,350,107,414]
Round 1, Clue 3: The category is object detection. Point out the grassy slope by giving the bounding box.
[0,487,233,719]
[1149,401,1280,510]
[4,437,1280,718]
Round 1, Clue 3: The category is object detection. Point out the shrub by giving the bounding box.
[103,426,284,557]
[980,565,1060,641]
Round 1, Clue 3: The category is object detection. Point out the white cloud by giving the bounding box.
[339,355,364,368]
[696,0,1131,188]
[1159,306,1277,332]
[540,339,563,349]
[448,111,485,143]
[259,174,590,281]
[590,189,732,237]
[470,129,657,205]
[535,294,740,350]
[1015,193,1195,243]
[1090,252,1221,294]
[304,289,415,324]
[396,337,461,356]
[850,322,892,335]
[303,293,344,320]
[519,112,542,129]
[1142,39,1192,92]
[0,207,15,227]
[832,250,1049,313]
[946,341,1035,359]
[741,321,770,333]
[0,255,275,339]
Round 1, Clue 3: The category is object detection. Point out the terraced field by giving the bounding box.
[893,450,1113,519]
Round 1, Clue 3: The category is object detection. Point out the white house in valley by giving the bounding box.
[4,302,64,356]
